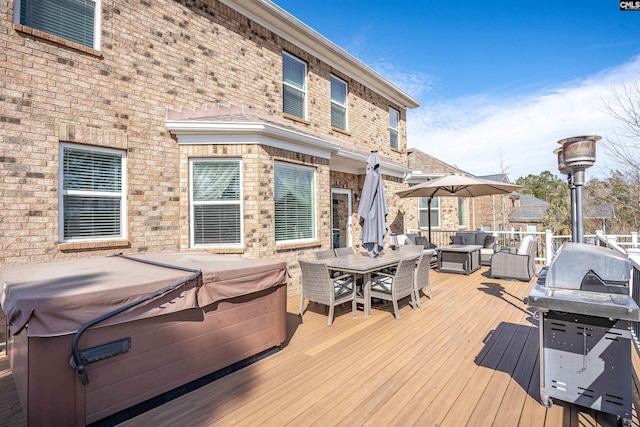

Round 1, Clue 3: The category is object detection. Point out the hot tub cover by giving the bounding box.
[1,252,287,337]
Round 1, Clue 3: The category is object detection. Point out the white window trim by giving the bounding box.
[274,161,316,245]
[282,51,307,120]
[189,158,244,248]
[389,107,399,149]
[58,142,127,243]
[14,0,102,50]
[419,197,440,229]
[330,74,348,130]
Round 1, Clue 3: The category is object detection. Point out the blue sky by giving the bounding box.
[272,0,640,180]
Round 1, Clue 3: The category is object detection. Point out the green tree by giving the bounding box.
[516,171,571,234]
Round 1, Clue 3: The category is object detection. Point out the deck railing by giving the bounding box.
[407,228,640,354]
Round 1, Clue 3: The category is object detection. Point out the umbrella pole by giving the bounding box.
[428,198,432,243]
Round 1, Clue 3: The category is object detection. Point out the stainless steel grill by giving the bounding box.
[526,243,639,426]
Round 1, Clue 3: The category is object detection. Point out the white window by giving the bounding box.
[274,162,315,243]
[389,107,399,149]
[190,159,242,247]
[330,74,347,130]
[282,52,307,119]
[59,144,126,241]
[458,198,466,226]
[418,197,440,228]
[15,0,101,49]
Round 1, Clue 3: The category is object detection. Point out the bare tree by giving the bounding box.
[598,77,640,233]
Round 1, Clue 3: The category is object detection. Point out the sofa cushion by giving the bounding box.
[406,233,418,245]
[483,235,496,249]
[517,235,534,255]
[415,236,436,249]
[458,232,476,246]
[394,234,407,245]
[474,232,488,246]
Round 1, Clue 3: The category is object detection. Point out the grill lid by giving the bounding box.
[544,243,630,292]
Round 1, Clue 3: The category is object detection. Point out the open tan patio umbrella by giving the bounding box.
[396,174,520,242]
[358,152,388,257]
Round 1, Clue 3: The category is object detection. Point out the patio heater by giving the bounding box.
[555,135,600,243]
[553,146,577,240]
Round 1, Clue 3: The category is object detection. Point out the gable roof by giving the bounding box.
[508,195,550,223]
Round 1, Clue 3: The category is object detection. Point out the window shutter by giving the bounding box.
[20,0,96,48]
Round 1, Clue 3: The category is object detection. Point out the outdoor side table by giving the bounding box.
[437,244,482,275]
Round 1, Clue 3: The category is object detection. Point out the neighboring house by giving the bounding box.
[403,148,515,238]
[507,194,550,234]
[1,0,420,295]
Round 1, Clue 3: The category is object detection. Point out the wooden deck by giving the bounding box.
[1,265,639,426]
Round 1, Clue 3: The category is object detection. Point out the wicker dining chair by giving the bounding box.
[314,249,336,260]
[298,260,357,326]
[334,247,355,256]
[370,255,419,319]
[414,250,434,306]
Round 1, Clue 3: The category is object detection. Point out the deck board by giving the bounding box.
[1,265,639,426]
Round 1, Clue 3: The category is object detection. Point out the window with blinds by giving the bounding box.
[389,107,399,149]
[274,162,315,243]
[282,52,307,119]
[418,197,440,228]
[190,159,242,247]
[17,0,98,49]
[61,145,125,240]
[330,75,347,130]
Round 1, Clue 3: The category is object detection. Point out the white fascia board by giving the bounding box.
[405,172,446,184]
[166,120,339,159]
[332,149,410,179]
[220,0,420,110]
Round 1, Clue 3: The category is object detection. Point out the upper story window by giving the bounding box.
[418,197,440,228]
[389,107,399,149]
[59,144,126,242]
[274,161,315,243]
[282,52,307,119]
[15,0,101,49]
[330,74,348,130]
[190,159,242,247]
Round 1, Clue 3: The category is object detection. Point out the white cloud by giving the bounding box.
[407,55,640,180]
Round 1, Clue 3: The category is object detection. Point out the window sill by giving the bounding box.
[14,23,102,57]
[331,126,351,136]
[282,113,310,126]
[194,247,245,255]
[58,239,131,252]
[276,241,321,252]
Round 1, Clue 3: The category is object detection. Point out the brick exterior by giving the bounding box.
[0,0,413,295]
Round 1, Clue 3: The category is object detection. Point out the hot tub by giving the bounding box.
[0,252,288,426]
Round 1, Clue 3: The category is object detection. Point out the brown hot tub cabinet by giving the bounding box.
[0,252,288,426]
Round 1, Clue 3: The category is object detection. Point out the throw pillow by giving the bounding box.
[483,235,496,249]
[450,235,463,245]
[415,236,433,249]
[475,232,487,246]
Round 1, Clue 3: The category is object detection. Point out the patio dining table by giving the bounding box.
[315,250,409,317]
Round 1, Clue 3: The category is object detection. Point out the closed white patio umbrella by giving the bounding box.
[358,152,388,257]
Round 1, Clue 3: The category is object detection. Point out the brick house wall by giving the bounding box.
[1,0,417,295]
